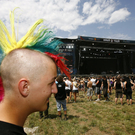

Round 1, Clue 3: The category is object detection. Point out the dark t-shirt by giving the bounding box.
[96,79,101,87]
[84,80,88,87]
[116,82,122,93]
[116,82,122,89]
[103,79,108,88]
[0,121,27,135]
[55,82,66,100]
[126,82,132,92]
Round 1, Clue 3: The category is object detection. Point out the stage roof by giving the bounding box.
[55,36,135,52]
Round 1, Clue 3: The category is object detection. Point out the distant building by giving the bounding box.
[56,36,135,75]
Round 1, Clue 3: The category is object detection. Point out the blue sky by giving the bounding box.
[0,0,135,40]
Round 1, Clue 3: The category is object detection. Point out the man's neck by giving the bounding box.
[0,101,28,127]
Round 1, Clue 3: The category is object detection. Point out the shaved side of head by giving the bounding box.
[1,49,55,93]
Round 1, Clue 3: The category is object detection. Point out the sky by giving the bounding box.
[0,0,135,40]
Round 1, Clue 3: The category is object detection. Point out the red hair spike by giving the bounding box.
[45,52,71,79]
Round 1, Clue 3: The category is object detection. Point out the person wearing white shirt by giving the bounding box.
[71,79,78,103]
[65,78,72,103]
[91,77,96,96]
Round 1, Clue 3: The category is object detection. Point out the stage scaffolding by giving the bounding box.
[56,36,135,75]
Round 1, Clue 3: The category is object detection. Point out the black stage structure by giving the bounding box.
[56,36,135,75]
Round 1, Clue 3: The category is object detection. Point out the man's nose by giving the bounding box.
[52,83,58,94]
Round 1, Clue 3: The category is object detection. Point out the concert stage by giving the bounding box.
[56,36,135,75]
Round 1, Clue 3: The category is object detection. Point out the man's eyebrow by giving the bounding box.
[48,76,57,85]
[50,76,57,81]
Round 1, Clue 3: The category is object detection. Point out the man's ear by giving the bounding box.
[18,79,30,97]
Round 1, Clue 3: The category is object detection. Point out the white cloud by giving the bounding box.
[82,0,116,25]
[0,0,82,39]
[82,0,130,25]
[56,35,78,39]
[98,26,105,29]
[82,2,92,14]
[0,0,131,39]
[108,8,131,24]
[107,33,131,40]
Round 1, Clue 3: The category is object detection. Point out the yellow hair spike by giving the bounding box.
[17,19,44,48]
[0,8,44,54]
[0,20,14,53]
[10,8,17,45]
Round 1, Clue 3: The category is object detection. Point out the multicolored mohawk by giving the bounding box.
[0,8,60,55]
[0,8,70,78]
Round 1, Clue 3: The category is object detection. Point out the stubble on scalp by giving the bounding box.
[1,48,54,91]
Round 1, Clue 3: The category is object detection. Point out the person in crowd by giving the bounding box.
[122,76,126,99]
[114,76,123,105]
[77,79,80,96]
[80,79,84,95]
[124,76,134,105]
[91,76,97,96]
[95,76,102,101]
[71,78,78,103]
[84,77,88,96]
[70,79,73,101]
[87,78,93,101]
[65,77,72,103]
[132,76,135,91]
[108,76,112,96]
[106,76,110,100]
[130,76,135,91]
[110,76,115,91]
[101,76,109,102]
[55,76,68,120]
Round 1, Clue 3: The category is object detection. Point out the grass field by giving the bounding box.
[24,90,135,135]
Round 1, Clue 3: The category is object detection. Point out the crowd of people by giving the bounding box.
[63,75,134,105]
[58,75,134,105]
[41,74,134,120]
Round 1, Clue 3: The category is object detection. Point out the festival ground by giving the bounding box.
[24,89,135,135]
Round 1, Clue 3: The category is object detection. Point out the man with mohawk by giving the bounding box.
[0,9,70,135]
